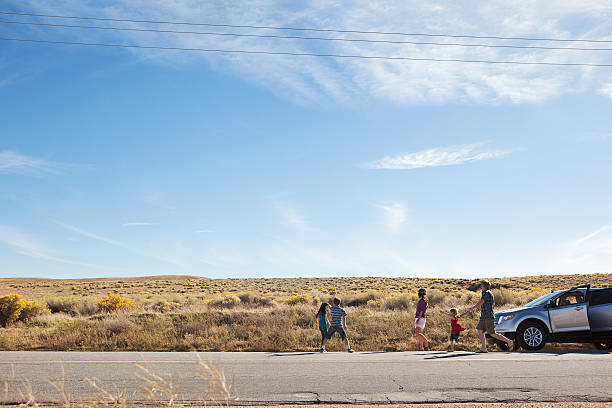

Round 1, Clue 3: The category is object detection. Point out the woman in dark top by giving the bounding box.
[414,288,430,351]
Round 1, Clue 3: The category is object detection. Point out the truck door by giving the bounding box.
[548,289,590,333]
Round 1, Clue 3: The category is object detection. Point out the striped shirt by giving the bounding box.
[330,305,346,326]
[481,290,495,319]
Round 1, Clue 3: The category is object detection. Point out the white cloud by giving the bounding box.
[55,221,185,266]
[0,225,48,258]
[600,82,612,99]
[378,203,408,232]
[56,221,124,247]
[196,229,215,233]
[0,225,130,271]
[6,1,612,104]
[573,225,609,246]
[553,225,612,273]
[365,143,510,170]
[0,150,60,175]
[123,222,156,227]
[272,200,309,228]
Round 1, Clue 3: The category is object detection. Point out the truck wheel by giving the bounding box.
[593,342,612,350]
[517,322,547,350]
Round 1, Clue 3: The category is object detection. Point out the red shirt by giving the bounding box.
[451,318,466,334]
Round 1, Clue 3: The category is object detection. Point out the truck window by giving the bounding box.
[590,288,612,306]
[555,291,584,306]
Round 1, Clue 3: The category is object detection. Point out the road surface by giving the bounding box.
[1,351,611,405]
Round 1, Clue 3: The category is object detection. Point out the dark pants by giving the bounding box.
[319,327,327,347]
[325,325,347,340]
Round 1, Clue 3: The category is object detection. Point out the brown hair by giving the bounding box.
[481,280,491,290]
[333,297,341,306]
[417,288,428,303]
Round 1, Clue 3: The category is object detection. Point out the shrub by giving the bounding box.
[46,297,77,314]
[380,294,414,310]
[426,289,447,305]
[73,297,100,316]
[103,318,136,335]
[97,294,137,313]
[0,294,25,326]
[20,300,48,321]
[151,300,181,313]
[285,293,313,305]
[207,294,241,309]
[0,294,48,326]
[492,288,517,306]
[237,292,275,307]
[343,291,383,307]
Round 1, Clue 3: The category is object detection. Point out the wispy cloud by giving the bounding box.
[0,225,130,271]
[378,202,408,232]
[364,143,511,170]
[122,222,157,227]
[600,82,612,100]
[196,229,215,233]
[0,150,60,175]
[7,1,612,104]
[272,200,309,229]
[56,221,123,247]
[573,225,609,247]
[55,221,185,266]
[554,225,612,273]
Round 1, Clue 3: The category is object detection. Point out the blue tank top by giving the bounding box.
[318,312,327,328]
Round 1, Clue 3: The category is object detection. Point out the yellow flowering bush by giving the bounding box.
[97,294,137,313]
[0,294,48,326]
[285,293,313,305]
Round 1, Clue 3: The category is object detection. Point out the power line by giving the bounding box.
[3,19,612,52]
[3,37,612,67]
[2,10,612,44]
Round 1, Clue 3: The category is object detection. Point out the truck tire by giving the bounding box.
[517,321,547,350]
[593,342,612,350]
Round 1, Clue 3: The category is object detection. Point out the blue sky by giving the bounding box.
[1,1,612,279]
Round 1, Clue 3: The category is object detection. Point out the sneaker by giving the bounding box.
[319,348,327,353]
[347,348,354,353]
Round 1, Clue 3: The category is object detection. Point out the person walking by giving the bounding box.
[316,302,330,352]
[466,280,515,352]
[321,297,354,353]
[439,307,466,352]
[414,288,430,351]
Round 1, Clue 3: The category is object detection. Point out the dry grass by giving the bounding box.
[1,354,237,407]
[0,274,610,352]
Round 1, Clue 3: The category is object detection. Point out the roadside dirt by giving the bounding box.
[258,404,612,408]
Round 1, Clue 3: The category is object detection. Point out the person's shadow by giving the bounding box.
[424,352,474,359]
[266,352,319,357]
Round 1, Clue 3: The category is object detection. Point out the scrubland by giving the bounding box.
[0,274,610,352]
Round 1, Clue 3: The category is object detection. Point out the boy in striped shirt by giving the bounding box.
[320,297,354,353]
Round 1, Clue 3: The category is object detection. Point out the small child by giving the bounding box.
[439,308,466,352]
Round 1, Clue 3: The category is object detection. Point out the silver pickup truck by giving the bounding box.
[492,285,612,350]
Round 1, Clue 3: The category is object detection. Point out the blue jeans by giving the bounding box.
[326,325,347,340]
[319,327,327,346]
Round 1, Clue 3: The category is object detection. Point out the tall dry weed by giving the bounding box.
[1,354,236,406]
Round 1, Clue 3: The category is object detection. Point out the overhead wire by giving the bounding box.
[1,10,612,44]
[2,37,612,67]
[1,19,612,52]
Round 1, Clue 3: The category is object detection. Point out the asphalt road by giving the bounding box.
[1,351,611,405]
